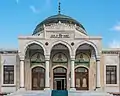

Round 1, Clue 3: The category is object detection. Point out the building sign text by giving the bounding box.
[50,34,70,38]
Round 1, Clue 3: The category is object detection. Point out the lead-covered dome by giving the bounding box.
[33,14,86,35]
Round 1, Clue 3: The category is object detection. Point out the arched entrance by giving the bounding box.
[53,67,67,90]
[25,43,45,90]
[75,67,89,90]
[32,67,45,90]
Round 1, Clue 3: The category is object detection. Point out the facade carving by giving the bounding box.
[45,22,75,30]
[0,13,119,96]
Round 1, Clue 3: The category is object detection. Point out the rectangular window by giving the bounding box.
[106,66,117,84]
[3,65,14,84]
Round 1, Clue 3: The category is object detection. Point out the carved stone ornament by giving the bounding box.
[75,53,90,62]
[31,53,45,62]
[52,53,67,62]
[45,22,75,30]
[52,53,68,67]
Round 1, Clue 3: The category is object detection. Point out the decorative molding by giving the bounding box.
[102,51,119,54]
[45,55,50,61]
[75,53,90,62]
[19,55,25,61]
[52,53,67,62]
[45,22,75,30]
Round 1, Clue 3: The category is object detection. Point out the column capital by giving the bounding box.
[96,55,100,61]
[45,55,50,61]
[71,55,75,61]
[19,55,25,61]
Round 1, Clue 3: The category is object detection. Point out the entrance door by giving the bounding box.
[54,78,66,90]
[75,67,89,90]
[53,67,67,90]
[32,67,45,90]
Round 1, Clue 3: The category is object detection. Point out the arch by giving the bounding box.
[52,65,67,70]
[74,40,99,56]
[49,40,73,56]
[53,67,67,73]
[31,65,45,69]
[24,40,46,56]
[75,65,89,70]
[32,66,45,72]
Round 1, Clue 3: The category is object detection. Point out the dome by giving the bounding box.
[33,14,86,35]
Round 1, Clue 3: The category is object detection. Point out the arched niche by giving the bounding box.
[75,43,96,67]
[24,43,45,90]
[49,41,73,56]
[25,43,45,59]
[24,40,46,57]
[74,41,98,57]
[50,43,70,67]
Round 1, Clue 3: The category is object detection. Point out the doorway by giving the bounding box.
[53,67,67,90]
[32,67,45,90]
[75,67,89,90]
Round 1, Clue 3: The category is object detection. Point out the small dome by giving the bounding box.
[33,14,86,35]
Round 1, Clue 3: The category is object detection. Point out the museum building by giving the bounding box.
[0,8,120,96]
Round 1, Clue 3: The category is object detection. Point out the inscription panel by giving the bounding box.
[46,31,74,39]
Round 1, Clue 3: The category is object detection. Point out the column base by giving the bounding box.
[95,87,102,92]
[44,87,51,91]
[70,88,76,91]
[18,87,26,92]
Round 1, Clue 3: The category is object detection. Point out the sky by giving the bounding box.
[0,0,120,49]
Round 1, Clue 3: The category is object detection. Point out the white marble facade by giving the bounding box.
[0,13,120,96]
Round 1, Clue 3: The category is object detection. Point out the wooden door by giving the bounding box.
[75,67,89,90]
[32,67,45,90]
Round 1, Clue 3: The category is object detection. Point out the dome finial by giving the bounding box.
[58,0,61,14]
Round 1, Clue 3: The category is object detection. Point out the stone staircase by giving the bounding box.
[68,90,113,96]
[6,89,113,96]
[6,90,51,96]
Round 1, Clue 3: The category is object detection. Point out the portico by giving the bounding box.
[18,36,101,91]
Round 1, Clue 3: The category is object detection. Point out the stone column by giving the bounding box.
[20,59,25,89]
[90,53,96,90]
[45,56,50,90]
[70,58,76,90]
[96,57,101,89]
